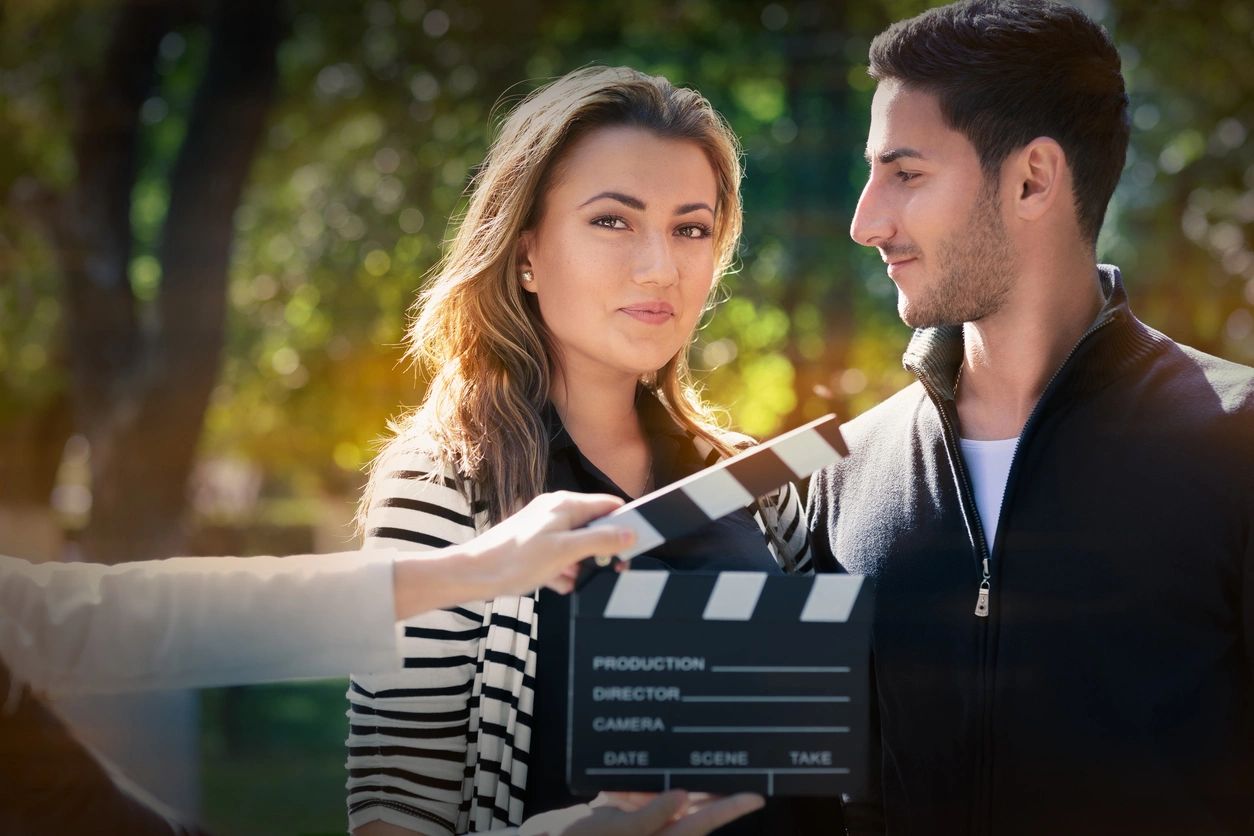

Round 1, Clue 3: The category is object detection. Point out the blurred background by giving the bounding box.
[1,0,1250,833]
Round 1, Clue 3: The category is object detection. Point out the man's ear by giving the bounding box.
[1011,137,1069,224]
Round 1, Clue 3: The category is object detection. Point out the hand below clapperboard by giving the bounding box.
[543,790,765,835]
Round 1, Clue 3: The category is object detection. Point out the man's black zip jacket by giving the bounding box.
[808,266,1254,835]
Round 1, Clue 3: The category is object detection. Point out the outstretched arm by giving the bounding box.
[0,491,632,696]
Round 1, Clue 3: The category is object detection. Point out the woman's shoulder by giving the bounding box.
[362,441,485,548]
[373,440,461,484]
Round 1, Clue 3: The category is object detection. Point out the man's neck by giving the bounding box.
[955,257,1105,440]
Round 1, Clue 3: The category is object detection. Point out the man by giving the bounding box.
[808,2,1254,834]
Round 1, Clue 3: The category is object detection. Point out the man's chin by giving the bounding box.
[898,299,946,330]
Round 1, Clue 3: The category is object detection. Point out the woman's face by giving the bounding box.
[519,125,719,388]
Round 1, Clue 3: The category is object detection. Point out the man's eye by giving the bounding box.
[676,223,712,239]
[592,216,628,229]
[896,170,921,183]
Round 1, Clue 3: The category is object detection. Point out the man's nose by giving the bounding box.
[850,179,893,248]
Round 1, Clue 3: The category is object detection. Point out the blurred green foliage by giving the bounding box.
[4,0,1250,504]
[200,681,349,835]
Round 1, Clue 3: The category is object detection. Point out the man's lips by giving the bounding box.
[620,302,675,324]
[885,256,917,278]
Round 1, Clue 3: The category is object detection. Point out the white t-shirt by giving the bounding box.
[959,437,1018,545]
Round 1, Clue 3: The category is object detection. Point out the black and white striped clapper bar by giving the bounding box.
[567,571,872,797]
[567,413,872,797]
[583,413,848,569]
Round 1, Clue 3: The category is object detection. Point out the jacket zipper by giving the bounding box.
[909,311,1116,836]
[914,315,1118,618]
[912,371,993,836]
[913,374,990,574]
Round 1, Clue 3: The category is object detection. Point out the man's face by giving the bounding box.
[851,80,1013,328]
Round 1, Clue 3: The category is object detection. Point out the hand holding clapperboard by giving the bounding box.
[570,414,873,797]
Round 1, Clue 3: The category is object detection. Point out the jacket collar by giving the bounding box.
[901,264,1167,401]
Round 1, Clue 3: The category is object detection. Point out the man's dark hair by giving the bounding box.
[868,0,1130,245]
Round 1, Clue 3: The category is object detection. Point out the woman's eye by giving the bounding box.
[592,215,628,230]
[676,223,712,239]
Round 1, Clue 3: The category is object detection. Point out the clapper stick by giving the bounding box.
[582,413,846,573]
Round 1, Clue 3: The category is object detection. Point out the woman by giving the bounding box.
[347,66,815,835]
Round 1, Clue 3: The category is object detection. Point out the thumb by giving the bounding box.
[627,791,688,833]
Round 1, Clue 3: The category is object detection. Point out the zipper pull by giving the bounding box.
[974,557,991,618]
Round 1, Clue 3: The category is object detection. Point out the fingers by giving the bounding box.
[679,792,718,810]
[544,492,626,528]
[593,791,658,812]
[625,791,689,832]
[554,526,635,562]
[544,575,575,595]
[661,793,764,836]
[541,526,633,595]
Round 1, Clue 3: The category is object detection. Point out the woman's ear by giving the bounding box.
[1011,136,1068,224]
[516,230,537,294]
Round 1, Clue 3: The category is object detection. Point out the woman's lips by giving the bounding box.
[620,303,675,325]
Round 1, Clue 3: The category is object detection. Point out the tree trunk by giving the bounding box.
[52,0,285,564]
[0,393,73,561]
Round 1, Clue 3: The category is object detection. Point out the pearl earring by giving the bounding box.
[521,270,534,283]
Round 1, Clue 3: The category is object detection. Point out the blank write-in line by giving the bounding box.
[586,768,851,775]
[710,666,850,673]
[671,726,850,733]
[680,695,850,703]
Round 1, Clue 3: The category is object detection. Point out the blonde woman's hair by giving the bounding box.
[365,65,746,526]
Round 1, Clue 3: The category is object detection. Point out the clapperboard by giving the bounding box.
[568,414,874,796]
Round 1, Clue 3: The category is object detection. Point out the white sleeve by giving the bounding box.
[0,549,401,694]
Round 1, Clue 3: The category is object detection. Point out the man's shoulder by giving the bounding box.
[813,380,928,494]
[1114,335,1254,476]
[1171,342,1254,413]
[1132,336,1254,437]
[840,379,930,444]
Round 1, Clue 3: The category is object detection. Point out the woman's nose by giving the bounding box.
[633,233,680,287]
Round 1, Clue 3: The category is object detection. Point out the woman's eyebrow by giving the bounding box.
[578,192,714,216]
[675,201,714,215]
[579,191,645,210]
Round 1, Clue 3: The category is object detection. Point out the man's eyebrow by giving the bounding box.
[579,191,645,210]
[864,147,926,165]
